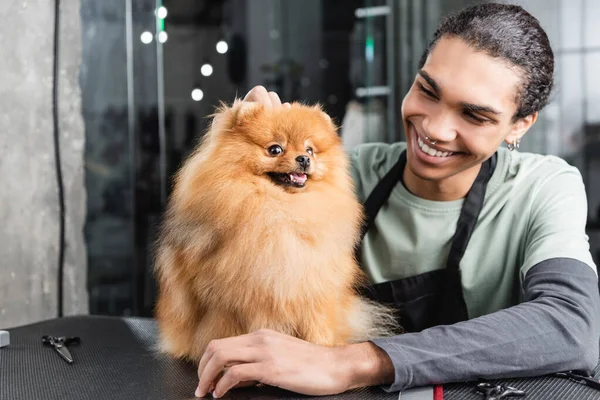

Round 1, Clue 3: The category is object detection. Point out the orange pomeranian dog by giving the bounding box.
[154,99,398,362]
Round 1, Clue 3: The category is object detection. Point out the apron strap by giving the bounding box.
[446,153,497,270]
[354,151,406,263]
[358,151,407,243]
[356,150,497,271]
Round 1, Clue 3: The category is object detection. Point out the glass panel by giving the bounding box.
[346,0,392,148]
[81,0,135,316]
[82,0,160,317]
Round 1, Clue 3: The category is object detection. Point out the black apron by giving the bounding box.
[356,150,497,333]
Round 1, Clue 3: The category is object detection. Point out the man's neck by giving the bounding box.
[403,163,482,201]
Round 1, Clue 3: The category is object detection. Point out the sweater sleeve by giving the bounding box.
[370,258,600,392]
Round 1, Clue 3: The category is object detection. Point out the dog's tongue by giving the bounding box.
[289,173,307,185]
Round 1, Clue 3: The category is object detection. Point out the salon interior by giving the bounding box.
[2,0,600,349]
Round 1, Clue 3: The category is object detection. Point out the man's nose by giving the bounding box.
[422,110,458,143]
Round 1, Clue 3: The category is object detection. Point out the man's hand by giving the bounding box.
[242,85,291,109]
[210,85,289,131]
[195,329,395,398]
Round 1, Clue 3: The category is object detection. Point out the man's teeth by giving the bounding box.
[417,136,453,157]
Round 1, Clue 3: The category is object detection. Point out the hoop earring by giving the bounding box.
[507,138,521,151]
[425,136,437,145]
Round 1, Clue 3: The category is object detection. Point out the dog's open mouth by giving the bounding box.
[267,172,308,188]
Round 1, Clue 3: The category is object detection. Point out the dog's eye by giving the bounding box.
[268,145,283,156]
[306,147,313,156]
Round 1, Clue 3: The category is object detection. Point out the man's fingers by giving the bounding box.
[197,344,261,397]
[283,102,291,109]
[213,364,263,398]
[243,85,272,106]
[242,86,287,109]
[232,380,260,389]
[268,91,282,108]
[198,337,242,383]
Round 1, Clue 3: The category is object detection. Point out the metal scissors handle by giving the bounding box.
[42,335,80,364]
[554,370,600,391]
[475,382,527,399]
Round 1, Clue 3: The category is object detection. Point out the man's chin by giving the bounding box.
[406,162,448,182]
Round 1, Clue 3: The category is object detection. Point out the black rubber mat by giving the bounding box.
[1,316,599,399]
[444,369,600,399]
[0,316,397,400]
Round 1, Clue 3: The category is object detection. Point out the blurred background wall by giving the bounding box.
[0,0,88,328]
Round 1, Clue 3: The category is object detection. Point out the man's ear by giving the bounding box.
[504,111,538,146]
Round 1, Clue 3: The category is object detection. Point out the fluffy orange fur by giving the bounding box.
[154,100,398,362]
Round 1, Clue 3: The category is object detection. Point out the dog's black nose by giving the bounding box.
[296,155,310,170]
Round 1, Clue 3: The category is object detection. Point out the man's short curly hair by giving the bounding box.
[419,3,554,122]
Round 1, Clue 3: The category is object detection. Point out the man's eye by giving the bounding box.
[417,83,438,100]
[268,145,283,156]
[464,112,488,124]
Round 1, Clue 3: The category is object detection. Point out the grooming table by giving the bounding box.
[1,316,599,399]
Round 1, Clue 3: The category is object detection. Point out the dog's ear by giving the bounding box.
[230,99,264,127]
[311,103,336,127]
[208,99,264,133]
